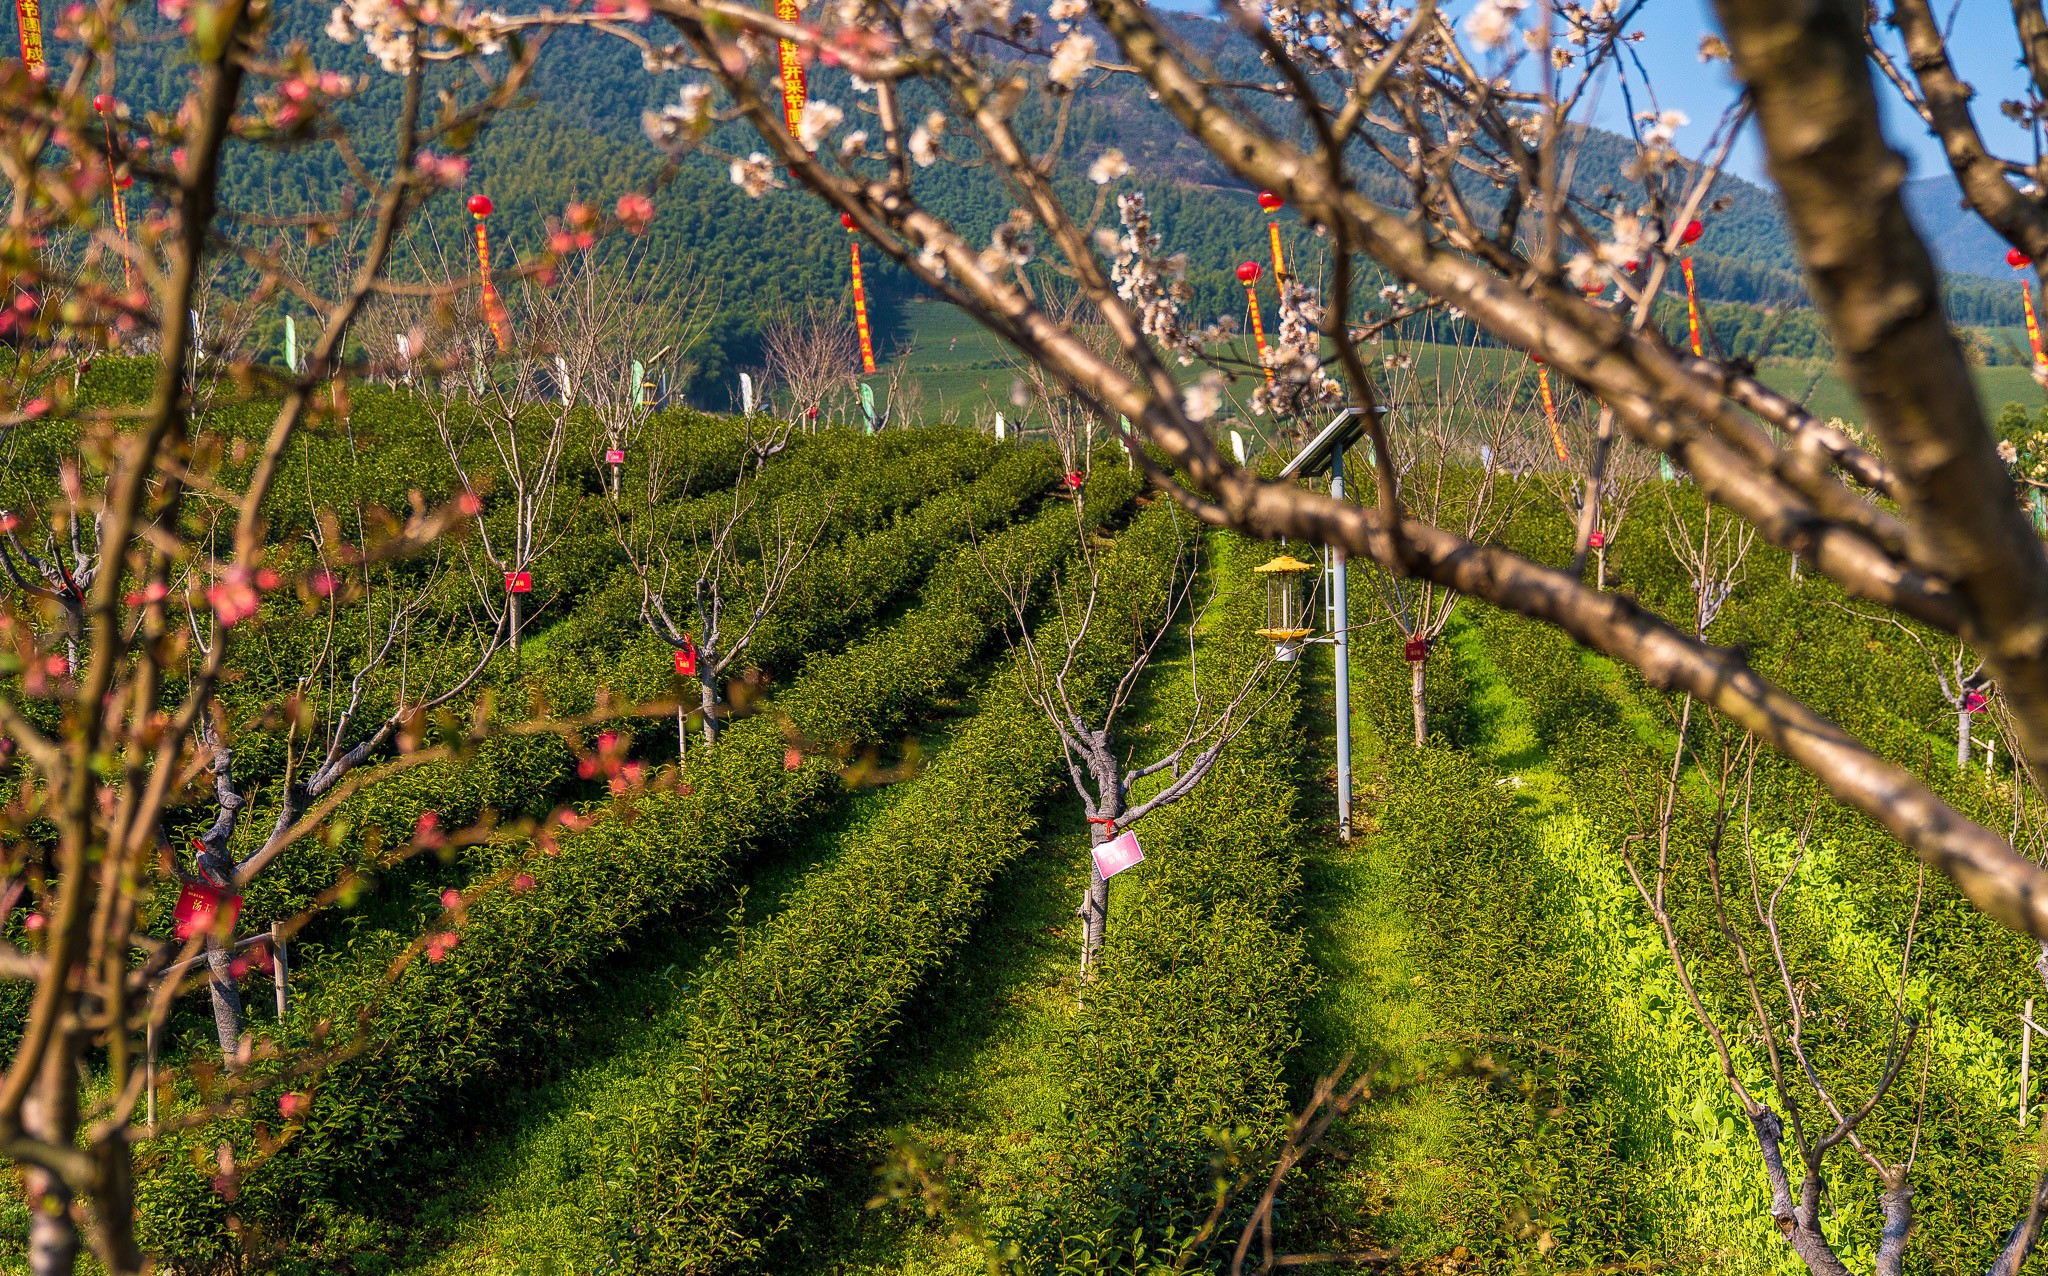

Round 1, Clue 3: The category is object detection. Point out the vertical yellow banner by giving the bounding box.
[1681,256,1701,357]
[775,0,805,140]
[850,241,876,375]
[15,0,44,71]
[1538,364,1568,463]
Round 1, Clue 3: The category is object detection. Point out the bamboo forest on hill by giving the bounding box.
[23,0,2048,1275]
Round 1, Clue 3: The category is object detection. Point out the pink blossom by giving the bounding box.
[20,397,49,419]
[310,570,338,598]
[457,491,482,516]
[615,193,655,234]
[279,1092,309,1120]
[207,568,261,626]
[424,931,459,963]
[414,810,444,848]
[511,872,536,893]
[23,913,44,931]
[784,747,803,770]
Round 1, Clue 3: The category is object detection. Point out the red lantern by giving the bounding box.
[91,92,113,112]
[505,571,532,594]
[1257,190,1284,212]
[1589,530,1606,549]
[466,193,493,217]
[1236,260,1261,283]
[1403,636,1427,662]
[604,448,625,465]
[2011,247,2033,270]
[172,881,243,941]
[1680,219,1703,246]
[673,641,697,677]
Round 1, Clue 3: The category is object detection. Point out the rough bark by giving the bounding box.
[203,939,244,1058]
[699,675,720,746]
[1079,824,1110,978]
[1411,658,1427,747]
[1960,707,1974,769]
[1717,0,2048,796]
[22,1041,78,1276]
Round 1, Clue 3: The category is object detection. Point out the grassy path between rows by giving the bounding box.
[1284,608,1767,1273]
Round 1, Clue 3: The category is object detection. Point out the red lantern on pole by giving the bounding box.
[1678,219,1705,356]
[2012,247,2046,371]
[1256,190,1287,285]
[468,194,510,352]
[1237,261,1274,388]
[842,213,877,375]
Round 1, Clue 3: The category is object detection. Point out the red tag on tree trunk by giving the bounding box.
[1588,530,1605,549]
[1066,471,1086,491]
[506,571,532,594]
[1403,636,1427,662]
[1964,691,1989,714]
[604,449,625,465]
[673,641,697,676]
[173,881,243,941]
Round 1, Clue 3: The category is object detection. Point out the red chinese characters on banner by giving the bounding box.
[173,881,243,941]
[468,194,510,351]
[505,571,532,594]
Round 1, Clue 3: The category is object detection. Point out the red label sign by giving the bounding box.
[1403,636,1427,662]
[673,642,697,677]
[173,881,243,941]
[604,449,625,465]
[1065,471,1086,491]
[1588,530,1605,549]
[1964,690,1989,714]
[506,571,532,594]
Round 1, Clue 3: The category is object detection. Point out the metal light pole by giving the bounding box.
[1281,407,1371,841]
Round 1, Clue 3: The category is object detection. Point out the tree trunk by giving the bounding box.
[700,676,721,746]
[24,1033,79,1276]
[205,936,245,1059]
[509,589,522,658]
[1412,658,1428,746]
[1960,707,1974,769]
[1078,828,1110,981]
[677,701,687,762]
[1596,545,1607,591]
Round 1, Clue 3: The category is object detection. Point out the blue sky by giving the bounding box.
[1154,0,2040,187]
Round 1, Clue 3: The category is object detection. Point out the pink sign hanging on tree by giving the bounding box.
[1091,828,1144,880]
[172,881,242,941]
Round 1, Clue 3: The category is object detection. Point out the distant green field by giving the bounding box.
[891,299,2048,438]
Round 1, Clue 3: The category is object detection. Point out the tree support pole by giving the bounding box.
[1330,447,1353,841]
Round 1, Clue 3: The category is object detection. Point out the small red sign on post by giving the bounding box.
[1964,690,1989,714]
[673,641,697,677]
[604,449,625,465]
[506,571,532,594]
[1065,471,1086,491]
[172,881,243,941]
[1403,636,1427,662]
[1589,530,1606,549]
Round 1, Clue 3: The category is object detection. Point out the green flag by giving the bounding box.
[631,360,646,407]
[860,383,877,434]
[284,315,296,373]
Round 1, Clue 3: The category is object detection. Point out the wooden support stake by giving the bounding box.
[271,921,288,1020]
[146,1019,157,1131]
[2024,997,2035,1130]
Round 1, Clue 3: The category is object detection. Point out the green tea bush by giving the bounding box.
[580,495,1181,1275]
[132,461,1143,1271]
[998,530,1313,1272]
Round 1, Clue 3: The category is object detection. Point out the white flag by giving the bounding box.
[1231,430,1246,465]
[740,372,755,416]
[995,412,1006,440]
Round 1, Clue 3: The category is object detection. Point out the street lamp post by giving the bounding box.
[1281,406,1373,841]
